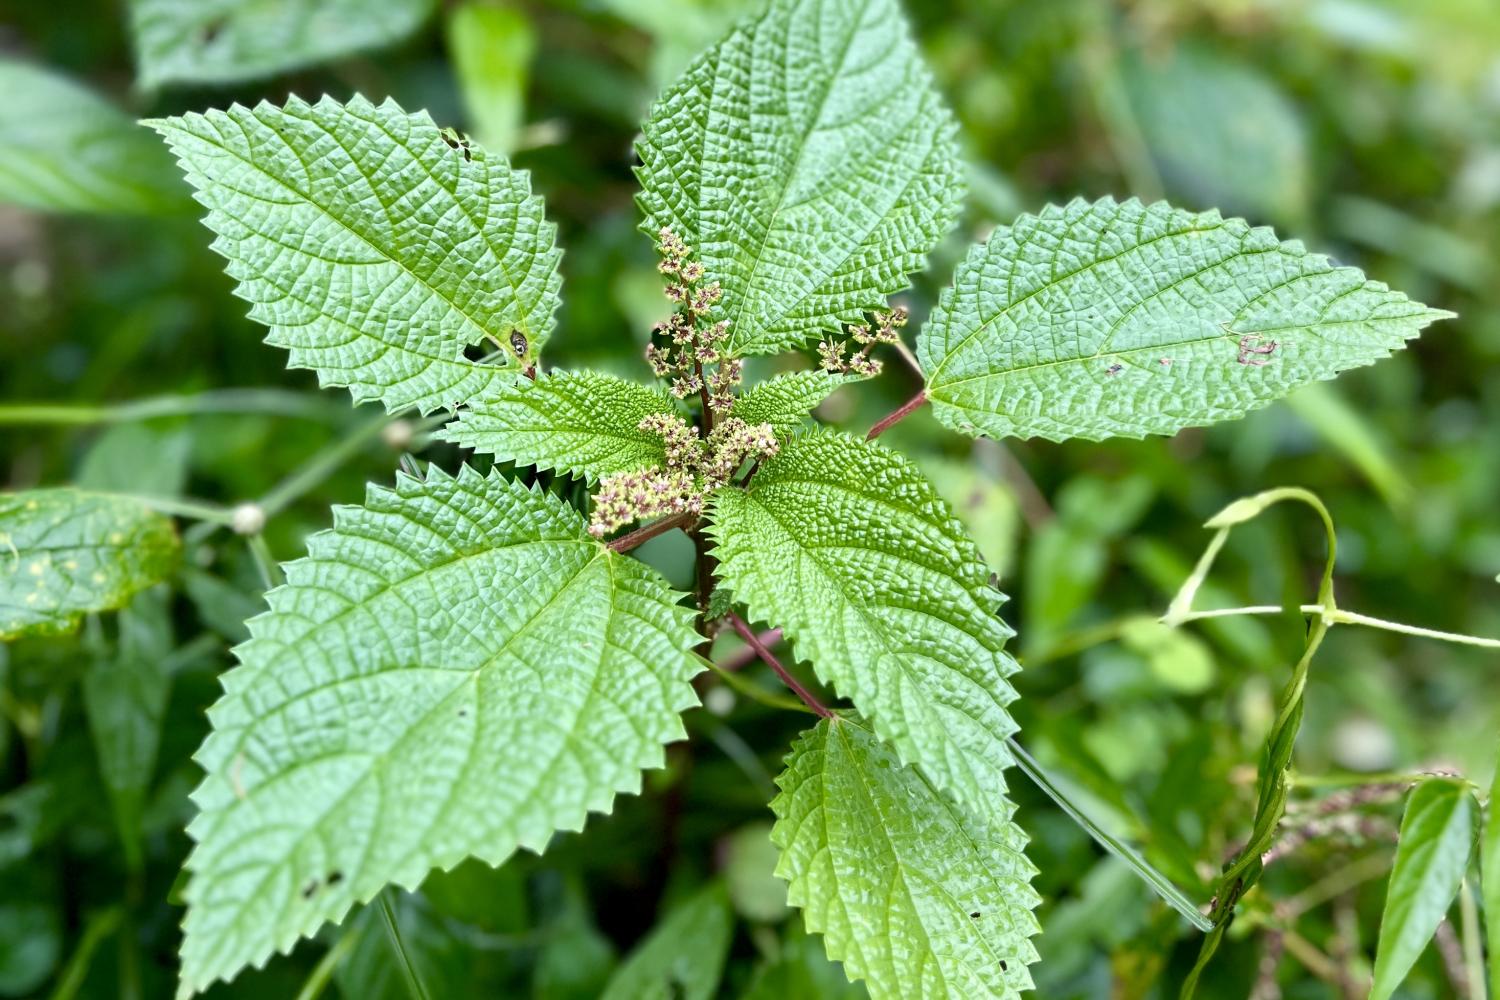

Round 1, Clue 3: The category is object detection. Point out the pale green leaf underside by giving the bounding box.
[920,197,1452,442]
[0,489,179,640]
[129,0,434,89]
[442,371,676,481]
[636,0,964,356]
[151,95,562,414]
[598,884,733,1000]
[0,58,184,215]
[179,467,701,995]
[707,429,1021,821]
[772,716,1039,999]
[729,370,852,437]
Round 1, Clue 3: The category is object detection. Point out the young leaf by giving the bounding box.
[0,58,184,215]
[0,489,179,640]
[151,96,562,414]
[1370,777,1478,1000]
[729,371,851,437]
[771,716,1039,999]
[919,197,1452,442]
[129,0,434,90]
[636,0,964,356]
[707,429,1022,822]
[598,884,732,1000]
[178,467,701,995]
[442,371,676,481]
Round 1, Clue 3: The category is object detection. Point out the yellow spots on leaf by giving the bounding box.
[92,571,108,585]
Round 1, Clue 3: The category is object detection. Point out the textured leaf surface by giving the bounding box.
[920,197,1452,442]
[1488,750,1500,1000]
[730,371,851,437]
[130,0,433,89]
[442,371,675,480]
[598,884,732,1000]
[771,716,1039,999]
[0,489,179,640]
[0,58,184,215]
[151,96,562,414]
[707,429,1021,820]
[636,0,964,356]
[1370,778,1477,1000]
[179,467,701,995]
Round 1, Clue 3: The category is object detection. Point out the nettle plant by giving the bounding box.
[8,0,1480,996]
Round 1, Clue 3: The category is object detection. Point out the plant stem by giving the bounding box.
[294,926,363,1000]
[606,512,697,553]
[695,653,812,714]
[1170,604,1500,649]
[128,495,236,525]
[1459,879,1486,1000]
[0,388,340,426]
[379,891,431,1000]
[246,534,284,590]
[866,387,927,441]
[719,628,782,671]
[260,413,395,516]
[725,612,832,718]
[48,906,123,1000]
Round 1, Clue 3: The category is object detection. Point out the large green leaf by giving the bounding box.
[636,0,964,356]
[1483,751,1499,1000]
[443,371,676,481]
[919,197,1451,442]
[0,489,179,641]
[729,371,852,437]
[1370,777,1478,1000]
[0,58,184,215]
[771,716,1039,999]
[129,0,434,89]
[151,96,562,414]
[178,467,701,995]
[707,429,1021,821]
[598,884,732,1000]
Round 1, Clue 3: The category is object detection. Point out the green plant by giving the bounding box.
[4,0,1498,997]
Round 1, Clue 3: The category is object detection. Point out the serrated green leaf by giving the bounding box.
[151,95,562,414]
[1370,777,1478,1000]
[729,371,851,437]
[920,197,1452,442]
[0,489,179,641]
[636,0,964,356]
[442,371,675,480]
[598,884,732,1000]
[178,466,701,995]
[707,429,1021,821]
[129,0,434,89]
[0,58,185,215]
[771,716,1039,999]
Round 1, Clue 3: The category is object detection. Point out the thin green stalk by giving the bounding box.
[127,495,236,525]
[379,890,432,1000]
[294,927,364,1000]
[0,389,340,426]
[246,534,284,590]
[1007,738,1213,932]
[48,906,123,1000]
[1460,879,1486,1000]
[260,413,394,516]
[1171,604,1500,649]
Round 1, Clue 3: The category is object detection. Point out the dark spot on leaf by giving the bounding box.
[462,342,489,362]
[1000,960,1008,971]
[201,18,226,44]
[1105,363,1124,376]
[442,133,460,149]
[970,911,981,919]
[301,878,319,899]
[326,870,344,886]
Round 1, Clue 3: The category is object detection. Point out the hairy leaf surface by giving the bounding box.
[0,58,184,215]
[707,429,1021,820]
[771,716,1039,999]
[729,371,851,437]
[636,0,964,356]
[0,489,179,640]
[179,467,701,995]
[920,197,1452,442]
[130,0,434,89]
[443,371,676,481]
[151,96,562,414]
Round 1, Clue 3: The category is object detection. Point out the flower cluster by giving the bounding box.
[588,413,779,537]
[645,228,743,413]
[817,305,910,377]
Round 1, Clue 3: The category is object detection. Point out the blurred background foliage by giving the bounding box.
[1,0,1498,997]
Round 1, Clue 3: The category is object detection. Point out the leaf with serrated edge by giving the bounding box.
[707,429,1020,820]
[0,489,179,640]
[443,371,676,481]
[150,95,562,414]
[130,0,434,89]
[636,0,963,356]
[178,466,701,996]
[729,371,852,437]
[598,883,733,1000]
[920,196,1453,442]
[772,716,1039,999]
[1370,778,1477,1000]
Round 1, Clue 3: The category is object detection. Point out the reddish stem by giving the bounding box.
[606,512,697,553]
[866,387,927,441]
[725,613,832,718]
[718,627,782,672]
